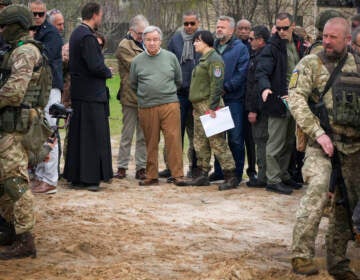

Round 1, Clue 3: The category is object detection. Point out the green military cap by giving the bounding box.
[0,0,12,6]
[0,4,32,29]
[316,10,344,31]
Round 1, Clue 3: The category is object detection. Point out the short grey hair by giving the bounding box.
[352,26,360,43]
[183,11,200,20]
[47,9,63,24]
[218,15,235,28]
[129,14,149,31]
[142,25,163,41]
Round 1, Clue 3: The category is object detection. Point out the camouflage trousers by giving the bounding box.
[0,132,35,234]
[193,101,235,173]
[292,144,360,274]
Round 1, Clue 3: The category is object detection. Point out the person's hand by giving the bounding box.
[248,112,257,124]
[282,95,289,102]
[262,89,272,102]
[208,109,216,118]
[316,134,334,157]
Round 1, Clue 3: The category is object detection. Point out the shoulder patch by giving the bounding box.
[289,69,299,89]
[213,65,222,78]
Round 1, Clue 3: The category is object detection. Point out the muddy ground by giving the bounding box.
[0,139,359,280]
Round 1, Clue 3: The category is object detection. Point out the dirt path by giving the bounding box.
[0,177,359,280]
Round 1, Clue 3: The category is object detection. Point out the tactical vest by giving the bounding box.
[0,39,52,133]
[317,52,360,131]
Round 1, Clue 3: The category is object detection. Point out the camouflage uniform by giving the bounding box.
[288,51,360,275]
[0,35,42,235]
[189,49,236,174]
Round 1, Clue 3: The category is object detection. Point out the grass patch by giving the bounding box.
[107,74,123,136]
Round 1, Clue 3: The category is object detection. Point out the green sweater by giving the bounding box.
[130,49,182,108]
[189,49,224,110]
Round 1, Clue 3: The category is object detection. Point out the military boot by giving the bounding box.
[188,170,210,186]
[0,219,15,246]
[291,257,319,276]
[331,271,359,280]
[0,232,36,260]
[218,170,239,191]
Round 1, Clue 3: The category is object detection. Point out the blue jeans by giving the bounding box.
[213,101,245,179]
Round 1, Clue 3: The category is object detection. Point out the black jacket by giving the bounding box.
[245,47,265,113]
[34,20,64,90]
[255,33,305,117]
[69,23,112,103]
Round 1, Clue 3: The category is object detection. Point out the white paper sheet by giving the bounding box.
[199,106,235,137]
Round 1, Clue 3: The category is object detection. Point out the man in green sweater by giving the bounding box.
[130,25,186,186]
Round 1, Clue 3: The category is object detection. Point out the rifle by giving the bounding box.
[309,52,355,240]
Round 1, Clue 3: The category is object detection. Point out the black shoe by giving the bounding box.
[167,176,175,183]
[158,169,171,178]
[218,177,239,191]
[189,175,210,186]
[87,185,100,192]
[266,182,293,195]
[209,172,224,182]
[246,179,266,188]
[283,178,302,190]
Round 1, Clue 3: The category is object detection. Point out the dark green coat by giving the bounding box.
[189,49,224,110]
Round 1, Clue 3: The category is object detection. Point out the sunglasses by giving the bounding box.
[276,26,290,31]
[184,22,196,26]
[0,24,5,29]
[33,12,45,17]
[248,37,255,42]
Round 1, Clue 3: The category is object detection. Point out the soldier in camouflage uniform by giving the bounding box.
[288,17,360,279]
[186,30,239,190]
[0,5,45,259]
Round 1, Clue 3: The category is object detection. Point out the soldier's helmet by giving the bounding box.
[0,0,12,6]
[316,10,344,32]
[0,4,32,30]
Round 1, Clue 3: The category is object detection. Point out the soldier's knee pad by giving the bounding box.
[3,177,28,202]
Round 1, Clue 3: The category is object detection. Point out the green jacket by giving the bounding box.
[189,49,224,110]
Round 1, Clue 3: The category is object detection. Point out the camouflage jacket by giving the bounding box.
[0,35,42,109]
[288,52,360,155]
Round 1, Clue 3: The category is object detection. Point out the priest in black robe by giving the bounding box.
[64,3,112,191]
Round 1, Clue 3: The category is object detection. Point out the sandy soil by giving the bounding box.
[0,140,359,280]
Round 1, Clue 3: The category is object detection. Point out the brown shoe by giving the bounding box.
[135,168,146,180]
[173,177,190,187]
[139,178,159,186]
[30,179,41,189]
[114,168,126,179]
[32,181,57,194]
[292,257,319,276]
[0,232,36,260]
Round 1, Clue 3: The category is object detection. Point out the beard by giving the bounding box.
[215,33,225,40]
[324,46,345,61]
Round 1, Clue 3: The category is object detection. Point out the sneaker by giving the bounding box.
[292,257,319,276]
[114,168,126,179]
[135,168,146,180]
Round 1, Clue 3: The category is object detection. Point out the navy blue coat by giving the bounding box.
[167,31,201,95]
[34,19,63,90]
[214,36,249,102]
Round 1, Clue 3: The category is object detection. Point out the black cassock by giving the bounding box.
[64,24,113,185]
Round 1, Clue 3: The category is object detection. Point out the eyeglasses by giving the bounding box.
[33,12,45,17]
[276,26,290,31]
[131,29,143,37]
[184,22,196,26]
